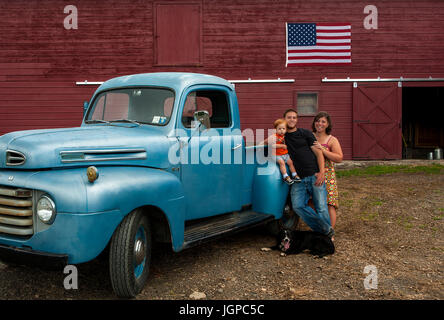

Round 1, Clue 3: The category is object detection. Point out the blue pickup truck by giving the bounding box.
[0,72,296,298]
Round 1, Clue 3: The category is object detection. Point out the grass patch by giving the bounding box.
[340,198,354,208]
[337,163,444,178]
[359,211,379,221]
[403,222,414,230]
[396,216,415,230]
[370,199,384,206]
[362,196,385,207]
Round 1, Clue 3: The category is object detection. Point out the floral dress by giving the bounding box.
[321,136,339,209]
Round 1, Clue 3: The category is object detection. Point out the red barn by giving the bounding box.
[1,0,443,160]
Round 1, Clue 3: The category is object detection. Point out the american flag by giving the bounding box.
[286,23,351,66]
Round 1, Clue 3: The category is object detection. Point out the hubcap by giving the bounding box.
[134,238,146,265]
[134,226,147,278]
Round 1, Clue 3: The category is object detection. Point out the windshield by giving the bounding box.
[86,88,175,125]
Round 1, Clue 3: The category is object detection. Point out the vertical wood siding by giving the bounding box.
[1,0,444,159]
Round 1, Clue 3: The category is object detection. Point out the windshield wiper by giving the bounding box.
[85,119,110,124]
[109,119,141,126]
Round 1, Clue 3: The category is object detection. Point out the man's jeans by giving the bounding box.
[290,174,333,236]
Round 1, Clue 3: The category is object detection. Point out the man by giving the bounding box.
[283,109,334,238]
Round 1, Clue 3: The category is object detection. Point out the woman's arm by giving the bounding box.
[319,137,343,163]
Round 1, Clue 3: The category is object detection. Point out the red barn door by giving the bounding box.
[352,82,402,160]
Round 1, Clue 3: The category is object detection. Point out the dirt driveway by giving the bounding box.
[0,161,443,300]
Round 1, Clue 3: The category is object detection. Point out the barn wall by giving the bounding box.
[1,0,444,159]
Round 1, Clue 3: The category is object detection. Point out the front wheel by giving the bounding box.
[109,209,152,298]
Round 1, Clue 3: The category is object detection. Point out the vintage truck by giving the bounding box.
[0,72,297,298]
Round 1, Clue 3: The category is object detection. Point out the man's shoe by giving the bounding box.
[327,228,335,239]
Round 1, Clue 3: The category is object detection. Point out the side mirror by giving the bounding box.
[193,110,211,131]
[83,101,89,117]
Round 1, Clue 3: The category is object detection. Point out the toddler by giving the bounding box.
[264,119,301,185]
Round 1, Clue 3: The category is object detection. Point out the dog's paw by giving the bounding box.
[261,247,272,252]
[280,252,287,257]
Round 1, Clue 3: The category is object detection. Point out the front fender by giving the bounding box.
[84,166,186,252]
[0,167,186,263]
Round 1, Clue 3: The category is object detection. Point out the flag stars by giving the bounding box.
[288,23,316,46]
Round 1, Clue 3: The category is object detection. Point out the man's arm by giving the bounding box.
[311,145,325,186]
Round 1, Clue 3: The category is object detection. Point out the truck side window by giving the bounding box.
[182,90,230,128]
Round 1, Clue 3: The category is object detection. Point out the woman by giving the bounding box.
[312,111,343,230]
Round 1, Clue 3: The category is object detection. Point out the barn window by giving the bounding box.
[295,92,318,116]
[154,2,202,66]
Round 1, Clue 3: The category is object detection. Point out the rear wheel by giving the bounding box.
[266,203,300,236]
[281,203,300,230]
[109,209,152,298]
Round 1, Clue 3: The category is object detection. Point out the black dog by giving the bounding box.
[272,229,335,258]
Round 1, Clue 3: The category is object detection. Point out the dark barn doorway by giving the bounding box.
[402,86,444,159]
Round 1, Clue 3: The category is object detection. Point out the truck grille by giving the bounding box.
[0,186,33,237]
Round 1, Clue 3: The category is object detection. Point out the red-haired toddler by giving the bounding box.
[262,119,301,185]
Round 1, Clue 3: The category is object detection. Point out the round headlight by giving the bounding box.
[37,195,56,224]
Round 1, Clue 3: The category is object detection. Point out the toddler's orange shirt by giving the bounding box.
[274,134,288,156]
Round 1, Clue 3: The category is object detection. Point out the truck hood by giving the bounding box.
[0,126,174,169]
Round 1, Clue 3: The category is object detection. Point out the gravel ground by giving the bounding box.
[0,161,443,300]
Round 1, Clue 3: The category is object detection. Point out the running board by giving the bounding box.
[182,211,274,250]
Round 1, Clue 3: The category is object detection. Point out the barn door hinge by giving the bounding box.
[353,81,358,88]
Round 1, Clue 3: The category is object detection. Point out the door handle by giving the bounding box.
[232,143,242,150]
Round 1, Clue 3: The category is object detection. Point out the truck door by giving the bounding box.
[177,87,243,220]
